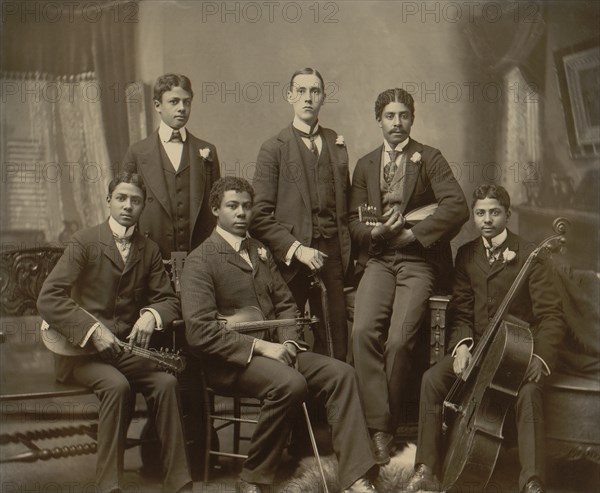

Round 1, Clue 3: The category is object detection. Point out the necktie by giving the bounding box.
[297,128,320,158]
[383,150,399,185]
[485,241,498,265]
[113,234,132,262]
[239,238,249,253]
[169,130,183,143]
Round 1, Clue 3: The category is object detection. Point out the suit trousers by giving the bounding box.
[72,352,191,493]
[207,351,375,490]
[352,251,435,433]
[415,355,546,489]
[287,236,348,361]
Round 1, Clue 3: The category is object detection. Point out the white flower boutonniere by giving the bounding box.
[502,247,516,263]
[199,148,212,162]
[410,151,422,164]
[257,247,268,262]
[335,135,345,147]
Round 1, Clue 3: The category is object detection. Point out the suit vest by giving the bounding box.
[159,141,191,252]
[293,130,337,239]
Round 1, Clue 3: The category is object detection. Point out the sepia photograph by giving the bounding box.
[1,1,599,492]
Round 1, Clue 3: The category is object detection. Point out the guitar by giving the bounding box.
[41,322,186,375]
[217,306,317,338]
[357,202,438,226]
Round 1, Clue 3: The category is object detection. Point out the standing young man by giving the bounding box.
[122,73,221,258]
[181,177,378,493]
[251,68,351,361]
[405,184,564,493]
[349,88,469,464]
[37,171,192,493]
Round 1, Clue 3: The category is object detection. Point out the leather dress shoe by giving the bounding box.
[403,463,441,493]
[522,477,545,493]
[344,477,380,493]
[371,431,395,465]
[237,479,263,493]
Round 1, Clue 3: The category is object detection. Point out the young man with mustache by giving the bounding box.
[349,87,469,465]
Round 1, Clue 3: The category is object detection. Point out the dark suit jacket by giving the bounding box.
[250,125,352,281]
[348,138,469,285]
[447,230,565,370]
[181,231,306,385]
[36,221,180,381]
[122,130,221,257]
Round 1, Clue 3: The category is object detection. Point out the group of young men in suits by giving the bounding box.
[37,70,562,493]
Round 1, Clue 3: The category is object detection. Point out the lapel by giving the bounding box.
[187,132,208,231]
[99,221,125,271]
[366,146,383,214]
[212,232,253,273]
[279,125,312,212]
[322,129,347,220]
[473,238,491,276]
[400,138,424,214]
[139,131,172,219]
[123,231,144,276]
[487,230,520,279]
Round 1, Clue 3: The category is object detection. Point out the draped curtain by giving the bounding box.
[462,0,546,203]
[2,0,135,237]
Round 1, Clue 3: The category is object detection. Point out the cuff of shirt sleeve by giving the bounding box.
[533,354,551,376]
[452,338,474,357]
[284,241,302,266]
[80,322,101,347]
[247,339,257,364]
[284,340,308,352]
[140,308,163,330]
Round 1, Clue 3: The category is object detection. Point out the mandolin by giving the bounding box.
[440,217,568,490]
[41,323,186,375]
[357,202,438,226]
[217,306,317,338]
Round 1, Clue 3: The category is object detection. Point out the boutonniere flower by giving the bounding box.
[257,247,268,262]
[198,148,212,162]
[335,135,345,147]
[410,151,422,164]
[502,247,516,263]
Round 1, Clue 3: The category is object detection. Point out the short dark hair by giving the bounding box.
[289,67,325,93]
[209,177,255,210]
[108,170,146,200]
[472,184,511,211]
[153,74,194,102]
[374,88,415,120]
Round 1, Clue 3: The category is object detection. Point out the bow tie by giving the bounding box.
[168,130,183,143]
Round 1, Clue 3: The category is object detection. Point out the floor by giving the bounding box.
[1,395,599,492]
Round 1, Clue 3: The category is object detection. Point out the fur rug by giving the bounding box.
[274,444,436,493]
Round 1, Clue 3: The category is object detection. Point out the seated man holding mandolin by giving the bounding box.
[348,87,469,465]
[37,170,192,493]
[181,177,379,493]
[405,184,564,493]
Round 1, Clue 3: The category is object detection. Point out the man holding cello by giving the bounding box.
[405,184,564,493]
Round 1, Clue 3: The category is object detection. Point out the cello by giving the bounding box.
[440,217,568,491]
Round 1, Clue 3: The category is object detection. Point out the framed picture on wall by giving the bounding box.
[554,39,600,158]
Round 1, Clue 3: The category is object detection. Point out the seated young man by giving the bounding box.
[181,177,379,493]
[404,184,564,493]
[37,171,192,493]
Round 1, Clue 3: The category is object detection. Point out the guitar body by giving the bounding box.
[441,320,533,490]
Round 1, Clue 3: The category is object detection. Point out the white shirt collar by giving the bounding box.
[216,225,249,252]
[292,116,320,135]
[159,120,187,143]
[109,217,136,239]
[383,137,410,153]
[482,229,508,249]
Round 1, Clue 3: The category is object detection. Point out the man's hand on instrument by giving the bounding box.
[371,210,405,241]
[294,245,327,271]
[91,324,121,360]
[254,340,294,366]
[525,357,546,383]
[127,311,156,349]
[453,345,472,375]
